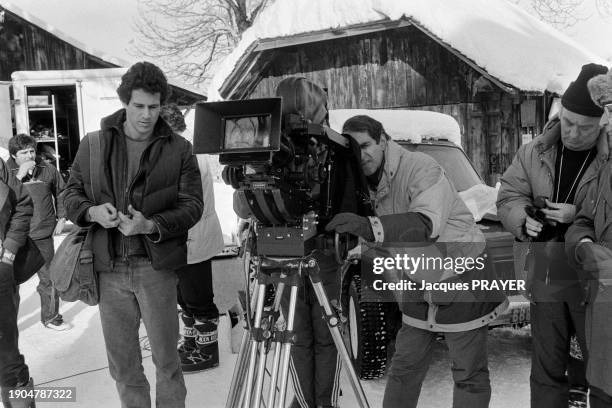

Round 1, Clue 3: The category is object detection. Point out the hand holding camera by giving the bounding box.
[540,199,576,224]
[524,213,543,238]
[524,196,572,241]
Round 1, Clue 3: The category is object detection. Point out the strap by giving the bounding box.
[88,131,102,202]
[401,298,510,332]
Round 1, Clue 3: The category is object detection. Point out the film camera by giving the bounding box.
[192,93,371,258]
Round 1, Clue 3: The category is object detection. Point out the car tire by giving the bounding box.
[347,274,388,379]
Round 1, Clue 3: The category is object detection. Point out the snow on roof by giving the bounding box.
[209,0,607,100]
[329,109,462,147]
[0,1,130,68]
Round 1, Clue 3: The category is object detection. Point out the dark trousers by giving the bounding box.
[283,252,341,408]
[0,264,29,390]
[34,237,60,324]
[383,324,491,408]
[568,356,586,390]
[530,301,588,408]
[176,259,219,320]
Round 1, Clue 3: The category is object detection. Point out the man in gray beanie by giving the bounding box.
[497,63,609,408]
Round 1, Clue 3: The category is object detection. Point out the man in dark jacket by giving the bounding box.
[326,115,506,408]
[7,134,68,330]
[0,158,35,408]
[63,62,203,408]
[497,63,609,408]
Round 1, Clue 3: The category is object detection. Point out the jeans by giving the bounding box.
[98,258,186,408]
[383,324,491,408]
[34,237,60,324]
[530,301,587,408]
[176,260,219,320]
[0,263,29,389]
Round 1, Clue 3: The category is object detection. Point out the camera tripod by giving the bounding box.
[225,253,370,408]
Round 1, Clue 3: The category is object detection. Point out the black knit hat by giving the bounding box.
[562,63,608,117]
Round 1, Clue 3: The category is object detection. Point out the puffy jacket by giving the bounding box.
[0,159,33,255]
[566,161,612,396]
[566,161,612,247]
[187,155,224,263]
[63,109,203,272]
[6,157,65,240]
[497,116,609,299]
[371,139,507,332]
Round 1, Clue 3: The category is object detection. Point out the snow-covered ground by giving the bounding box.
[17,241,533,407]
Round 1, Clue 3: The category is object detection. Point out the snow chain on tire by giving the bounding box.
[349,274,388,379]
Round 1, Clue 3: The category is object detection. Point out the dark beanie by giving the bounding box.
[562,63,608,117]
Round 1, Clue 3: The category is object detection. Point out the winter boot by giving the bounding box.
[181,317,219,373]
[1,377,36,408]
[178,312,197,360]
[568,386,588,408]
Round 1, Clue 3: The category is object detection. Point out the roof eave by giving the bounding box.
[219,17,523,99]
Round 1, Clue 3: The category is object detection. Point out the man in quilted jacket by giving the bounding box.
[63,62,203,408]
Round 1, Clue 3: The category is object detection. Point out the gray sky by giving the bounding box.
[6,0,612,73]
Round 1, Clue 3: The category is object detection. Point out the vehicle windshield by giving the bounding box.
[401,143,483,191]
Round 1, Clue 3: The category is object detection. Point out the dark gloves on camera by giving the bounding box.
[325,212,375,241]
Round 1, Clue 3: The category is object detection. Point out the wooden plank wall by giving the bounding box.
[247,26,530,183]
[250,27,474,109]
[0,10,114,81]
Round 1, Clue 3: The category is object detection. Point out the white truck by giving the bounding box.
[0,68,239,254]
[2,68,203,175]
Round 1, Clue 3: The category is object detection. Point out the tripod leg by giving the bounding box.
[266,273,288,408]
[244,282,268,408]
[226,267,264,408]
[310,278,370,408]
[225,328,251,408]
[277,283,299,408]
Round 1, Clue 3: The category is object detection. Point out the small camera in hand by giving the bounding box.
[524,196,547,224]
[524,196,558,242]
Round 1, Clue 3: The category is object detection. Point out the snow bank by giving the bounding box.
[329,109,462,146]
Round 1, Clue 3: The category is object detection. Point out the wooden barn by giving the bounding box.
[210,0,606,185]
[0,3,121,80]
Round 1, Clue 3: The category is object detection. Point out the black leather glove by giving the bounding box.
[325,212,375,241]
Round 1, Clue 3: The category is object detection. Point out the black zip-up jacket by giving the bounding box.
[63,109,203,272]
[6,157,65,240]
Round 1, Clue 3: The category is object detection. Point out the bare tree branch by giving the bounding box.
[131,0,268,86]
[595,0,612,16]
[526,0,586,28]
